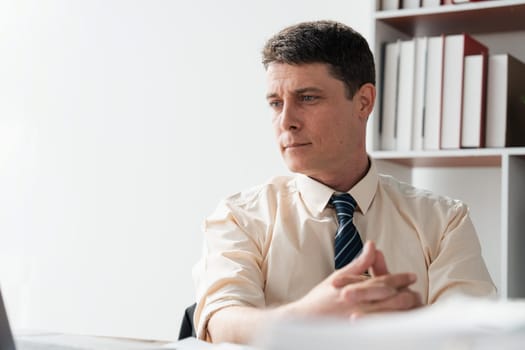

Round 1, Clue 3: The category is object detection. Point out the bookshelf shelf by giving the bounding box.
[371,0,525,299]
[375,1,525,36]
[371,147,525,167]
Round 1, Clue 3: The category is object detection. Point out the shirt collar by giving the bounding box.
[295,158,379,216]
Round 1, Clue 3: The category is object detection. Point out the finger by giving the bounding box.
[375,272,417,290]
[369,249,389,277]
[332,274,369,289]
[342,284,397,303]
[350,289,423,316]
[333,241,376,282]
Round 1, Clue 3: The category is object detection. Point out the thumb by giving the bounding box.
[332,241,376,287]
[370,249,390,277]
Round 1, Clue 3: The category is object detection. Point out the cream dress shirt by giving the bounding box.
[192,160,496,339]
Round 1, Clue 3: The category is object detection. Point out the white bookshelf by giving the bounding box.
[370,0,525,298]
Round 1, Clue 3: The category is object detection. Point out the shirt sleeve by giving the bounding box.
[192,198,267,340]
[427,201,496,303]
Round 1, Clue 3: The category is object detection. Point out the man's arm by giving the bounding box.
[428,203,496,301]
[207,241,422,344]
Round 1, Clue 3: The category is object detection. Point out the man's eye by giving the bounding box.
[268,100,283,108]
[301,95,317,102]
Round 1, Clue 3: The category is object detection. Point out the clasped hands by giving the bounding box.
[287,241,422,319]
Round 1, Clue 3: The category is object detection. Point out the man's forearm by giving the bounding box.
[207,305,289,344]
[205,242,421,344]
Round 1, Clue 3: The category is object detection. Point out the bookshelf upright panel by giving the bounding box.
[371,0,525,298]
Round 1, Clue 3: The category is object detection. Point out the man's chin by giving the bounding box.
[284,161,311,175]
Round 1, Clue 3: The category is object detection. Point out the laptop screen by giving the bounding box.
[0,288,17,350]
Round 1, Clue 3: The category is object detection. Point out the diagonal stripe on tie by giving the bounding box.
[330,193,363,269]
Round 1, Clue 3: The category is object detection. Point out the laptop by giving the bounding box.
[0,288,17,350]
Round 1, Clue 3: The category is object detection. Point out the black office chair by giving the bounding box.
[178,303,197,340]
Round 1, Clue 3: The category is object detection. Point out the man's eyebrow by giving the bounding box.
[266,87,323,100]
[294,87,323,94]
[266,92,279,100]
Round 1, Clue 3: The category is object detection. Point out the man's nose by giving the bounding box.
[280,102,301,131]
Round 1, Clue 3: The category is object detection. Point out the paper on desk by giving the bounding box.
[256,296,525,350]
[162,337,255,350]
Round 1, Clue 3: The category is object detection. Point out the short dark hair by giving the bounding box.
[262,20,375,98]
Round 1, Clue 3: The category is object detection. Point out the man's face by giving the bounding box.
[266,63,367,180]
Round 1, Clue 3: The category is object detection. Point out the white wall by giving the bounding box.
[0,0,374,341]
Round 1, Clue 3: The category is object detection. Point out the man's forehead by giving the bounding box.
[265,63,332,93]
[266,62,331,77]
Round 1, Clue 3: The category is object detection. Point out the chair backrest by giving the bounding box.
[0,289,17,350]
[178,303,196,340]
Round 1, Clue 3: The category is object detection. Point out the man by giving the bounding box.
[192,20,495,344]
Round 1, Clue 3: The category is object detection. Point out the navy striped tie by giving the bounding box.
[330,193,363,269]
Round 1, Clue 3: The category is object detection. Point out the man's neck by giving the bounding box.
[308,156,370,193]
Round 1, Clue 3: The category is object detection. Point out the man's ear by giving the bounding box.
[356,83,376,120]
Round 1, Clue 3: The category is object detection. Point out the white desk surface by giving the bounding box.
[15,333,253,350]
[15,333,166,350]
[258,296,525,350]
[14,296,525,350]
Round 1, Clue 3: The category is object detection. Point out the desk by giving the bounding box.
[14,297,525,350]
[15,333,167,350]
[257,296,525,350]
[15,333,253,350]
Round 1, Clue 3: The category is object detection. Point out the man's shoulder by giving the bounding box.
[223,175,297,208]
[377,173,467,212]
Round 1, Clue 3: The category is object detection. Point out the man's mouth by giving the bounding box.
[283,142,311,150]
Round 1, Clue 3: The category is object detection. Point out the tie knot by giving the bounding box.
[330,193,357,218]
